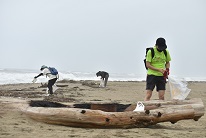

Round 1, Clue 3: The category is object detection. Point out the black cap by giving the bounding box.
[156,37,167,50]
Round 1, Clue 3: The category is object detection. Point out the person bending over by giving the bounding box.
[96,71,109,87]
[34,65,58,96]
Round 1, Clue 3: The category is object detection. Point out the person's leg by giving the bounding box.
[48,78,57,94]
[158,90,165,100]
[156,76,166,100]
[145,90,153,101]
[145,75,155,101]
[104,75,109,87]
[48,80,53,95]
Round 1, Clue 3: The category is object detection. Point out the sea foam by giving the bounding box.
[0,69,145,84]
[0,69,205,85]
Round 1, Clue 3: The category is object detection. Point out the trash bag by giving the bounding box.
[133,102,145,112]
[168,75,191,100]
[32,78,37,83]
[99,78,105,88]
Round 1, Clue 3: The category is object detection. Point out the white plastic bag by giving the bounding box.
[168,76,191,100]
[32,78,37,83]
[53,84,58,93]
[99,78,105,88]
[133,102,145,112]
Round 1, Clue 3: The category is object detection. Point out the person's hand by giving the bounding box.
[34,76,37,79]
[166,68,169,75]
[158,69,165,74]
[163,68,170,80]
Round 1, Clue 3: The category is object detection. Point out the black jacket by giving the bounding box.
[96,71,109,79]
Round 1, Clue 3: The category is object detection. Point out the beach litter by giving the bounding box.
[168,75,191,100]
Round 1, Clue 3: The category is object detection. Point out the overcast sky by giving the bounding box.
[0,0,206,77]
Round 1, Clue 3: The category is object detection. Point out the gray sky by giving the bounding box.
[0,0,206,77]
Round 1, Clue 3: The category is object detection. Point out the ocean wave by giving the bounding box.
[0,69,205,84]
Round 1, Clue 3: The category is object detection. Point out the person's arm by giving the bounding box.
[165,62,170,69]
[165,62,170,75]
[146,61,165,74]
[165,50,171,73]
[34,73,43,78]
[101,75,104,80]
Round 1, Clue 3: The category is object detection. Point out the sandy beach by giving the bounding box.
[0,80,205,138]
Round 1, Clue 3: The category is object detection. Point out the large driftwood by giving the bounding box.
[24,98,204,128]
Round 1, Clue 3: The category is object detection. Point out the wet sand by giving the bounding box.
[0,80,205,138]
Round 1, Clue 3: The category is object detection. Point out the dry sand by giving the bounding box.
[0,80,205,138]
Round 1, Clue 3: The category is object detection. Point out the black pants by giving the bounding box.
[146,75,166,91]
[104,74,109,87]
[48,78,57,94]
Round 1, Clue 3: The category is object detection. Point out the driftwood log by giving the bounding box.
[24,98,204,128]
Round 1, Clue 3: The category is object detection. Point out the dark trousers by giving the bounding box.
[146,75,166,91]
[104,74,109,87]
[48,78,57,94]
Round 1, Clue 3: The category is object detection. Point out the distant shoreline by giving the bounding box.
[0,79,206,86]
